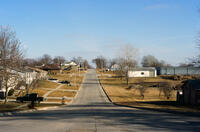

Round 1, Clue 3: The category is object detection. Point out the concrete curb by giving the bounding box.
[0,109,37,117]
[0,105,68,117]
[97,73,112,103]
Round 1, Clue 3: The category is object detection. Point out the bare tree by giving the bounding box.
[23,58,38,66]
[141,55,159,67]
[39,54,52,65]
[141,55,171,67]
[117,44,138,85]
[108,58,117,69]
[158,82,175,99]
[82,59,91,69]
[72,56,83,66]
[53,56,66,65]
[0,26,24,104]
[92,56,107,70]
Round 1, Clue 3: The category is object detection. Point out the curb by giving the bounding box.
[0,105,68,117]
[96,73,113,103]
[0,109,37,117]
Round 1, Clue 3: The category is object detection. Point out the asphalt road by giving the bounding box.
[0,69,200,132]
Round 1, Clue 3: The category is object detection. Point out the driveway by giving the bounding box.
[0,69,200,132]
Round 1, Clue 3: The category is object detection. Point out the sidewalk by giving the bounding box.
[43,84,64,98]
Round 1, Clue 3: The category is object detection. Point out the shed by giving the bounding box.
[128,67,157,77]
[182,80,200,105]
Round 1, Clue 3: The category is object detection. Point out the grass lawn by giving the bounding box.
[49,70,86,84]
[60,85,79,90]
[98,71,200,113]
[0,102,29,112]
[31,89,50,97]
[45,99,71,103]
[36,80,60,89]
[48,91,77,97]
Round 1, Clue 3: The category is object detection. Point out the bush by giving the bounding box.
[8,89,15,96]
[159,82,175,99]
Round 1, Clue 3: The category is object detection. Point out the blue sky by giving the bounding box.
[0,0,200,65]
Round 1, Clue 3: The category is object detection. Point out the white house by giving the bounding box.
[64,61,77,66]
[128,67,157,77]
[111,64,120,71]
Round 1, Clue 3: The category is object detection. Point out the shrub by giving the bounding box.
[8,89,15,96]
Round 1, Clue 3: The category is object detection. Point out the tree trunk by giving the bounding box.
[4,85,8,104]
[126,71,129,85]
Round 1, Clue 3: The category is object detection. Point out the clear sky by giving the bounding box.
[1,0,200,65]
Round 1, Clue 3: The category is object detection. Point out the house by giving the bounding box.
[128,67,157,77]
[0,68,38,93]
[26,67,48,80]
[61,61,79,71]
[37,64,61,74]
[110,64,120,71]
[64,61,77,66]
[156,67,200,75]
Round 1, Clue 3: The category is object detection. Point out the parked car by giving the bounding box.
[48,78,58,83]
[59,80,71,86]
[0,91,5,99]
[16,93,44,103]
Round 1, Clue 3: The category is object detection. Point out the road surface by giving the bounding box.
[0,69,200,132]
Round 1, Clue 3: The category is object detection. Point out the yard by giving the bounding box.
[98,70,200,113]
[0,69,87,113]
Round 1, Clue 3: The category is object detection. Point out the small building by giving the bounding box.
[128,67,157,77]
[64,61,77,67]
[110,64,120,71]
[182,80,200,105]
[157,67,200,75]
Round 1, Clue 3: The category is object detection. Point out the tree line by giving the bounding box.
[0,26,92,104]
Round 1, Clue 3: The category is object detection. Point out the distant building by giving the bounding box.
[64,61,77,66]
[128,67,157,77]
[111,64,120,71]
[156,67,200,75]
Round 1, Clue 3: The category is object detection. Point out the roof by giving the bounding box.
[39,64,60,70]
[26,66,48,73]
[129,67,156,71]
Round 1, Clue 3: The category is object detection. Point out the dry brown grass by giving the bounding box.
[48,91,76,97]
[31,89,50,96]
[30,70,86,98]
[60,85,79,90]
[49,70,86,87]
[0,102,29,112]
[46,99,71,103]
[98,71,200,112]
[99,72,179,102]
[37,80,60,89]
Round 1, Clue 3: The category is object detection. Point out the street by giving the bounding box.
[0,69,200,132]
